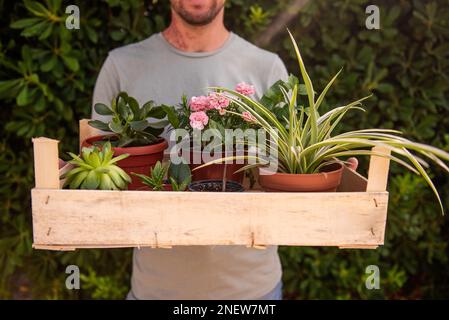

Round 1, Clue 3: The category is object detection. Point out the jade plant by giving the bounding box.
[203,30,449,213]
[62,142,131,190]
[132,161,191,191]
[88,92,177,147]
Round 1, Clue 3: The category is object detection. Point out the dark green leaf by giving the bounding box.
[145,106,166,119]
[127,96,140,117]
[162,105,180,128]
[23,0,49,16]
[10,17,41,29]
[40,55,58,72]
[20,20,48,37]
[129,120,150,131]
[94,103,113,116]
[88,120,110,131]
[39,23,53,40]
[168,162,191,186]
[148,119,169,129]
[17,85,29,106]
[109,119,123,133]
[61,55,79,72]
[0,80,22,99]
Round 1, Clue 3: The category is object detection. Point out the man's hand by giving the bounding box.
[59,159,66,169]
[347,157,358,171]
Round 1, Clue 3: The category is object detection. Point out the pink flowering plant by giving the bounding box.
[171,83,259,146]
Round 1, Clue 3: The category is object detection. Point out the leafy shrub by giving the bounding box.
[0,0,447,299]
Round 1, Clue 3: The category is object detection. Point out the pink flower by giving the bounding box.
[242,111,257,123]
[207,93,230,111]
[219,108,226,115]
[235,82,256,96]
[189,96,210,112]
[189,111,209,130]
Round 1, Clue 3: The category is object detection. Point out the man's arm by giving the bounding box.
[91,54,121,122]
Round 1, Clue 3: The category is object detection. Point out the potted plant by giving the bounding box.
[85,92,172,189]
[61,142,131,190]
[200,31,449,214]
[169,91,258,184]
[132,161,192,191]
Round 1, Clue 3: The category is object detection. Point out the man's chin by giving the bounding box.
[172,0,224,27]
[179,13,217,26]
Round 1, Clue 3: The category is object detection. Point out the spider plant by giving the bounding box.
[205,30,449,214]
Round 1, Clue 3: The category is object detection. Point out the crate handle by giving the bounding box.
[32,137,60,189]
[366,146,391,192]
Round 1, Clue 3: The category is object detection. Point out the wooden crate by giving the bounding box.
[30,120,390,251]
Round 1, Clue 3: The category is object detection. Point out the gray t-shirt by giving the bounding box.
[92,32,288,299]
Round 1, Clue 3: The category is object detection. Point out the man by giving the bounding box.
[92,0,357,299]
[92,0,287,300]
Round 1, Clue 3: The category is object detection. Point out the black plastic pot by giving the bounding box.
[188,180,245,192]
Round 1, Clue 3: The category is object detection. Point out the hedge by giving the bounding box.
[0,0,448,299]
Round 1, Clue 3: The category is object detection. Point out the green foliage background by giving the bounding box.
[0,0,448,299]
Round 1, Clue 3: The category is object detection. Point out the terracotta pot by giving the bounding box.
[258,162,344,192]
[188,180,245,192]
[82,135,168,190]
[188,149,245,183]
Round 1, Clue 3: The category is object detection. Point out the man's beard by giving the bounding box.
[172,1,224,26]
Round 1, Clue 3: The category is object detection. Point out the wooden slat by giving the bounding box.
[338,245,378,249]
[32,244,173,251]
[367,147,391,192]
[337,159,388,249]
[32,138,60,189]
[32,244,77,251]
[31,189,388,250]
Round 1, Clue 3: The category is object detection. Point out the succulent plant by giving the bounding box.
[167,161,192,191]
[132,161,168,191]
[88,92,178,147]
[132,161,191,191]
[62,142,131,190]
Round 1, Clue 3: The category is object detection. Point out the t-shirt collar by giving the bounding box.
[157,31,235,58]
